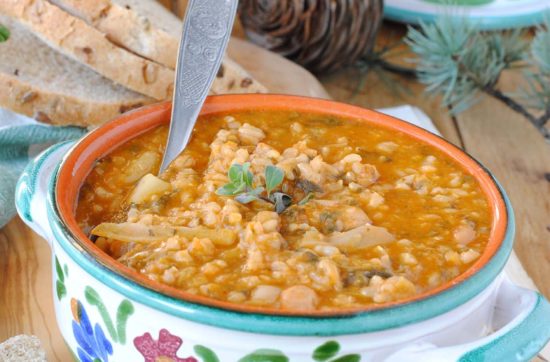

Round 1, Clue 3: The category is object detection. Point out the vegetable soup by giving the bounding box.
[76,110,491,311]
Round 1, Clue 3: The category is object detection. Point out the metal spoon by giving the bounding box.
[159,0,238,174]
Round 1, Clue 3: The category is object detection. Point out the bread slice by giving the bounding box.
[1,0,175,100]
[48,0,267,94]
[0,335,47,362]
[50,0,180,69]
[0,14,153,126]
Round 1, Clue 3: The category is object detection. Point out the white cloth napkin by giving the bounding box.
[378,105,440,135]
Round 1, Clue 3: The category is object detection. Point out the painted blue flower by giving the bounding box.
[71,299,113,362]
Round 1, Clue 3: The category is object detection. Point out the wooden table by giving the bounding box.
[1,4,549,361]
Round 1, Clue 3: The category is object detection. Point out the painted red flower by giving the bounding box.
[134,328,197,362]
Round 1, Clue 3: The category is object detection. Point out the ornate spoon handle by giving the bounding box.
[159,0,238,173]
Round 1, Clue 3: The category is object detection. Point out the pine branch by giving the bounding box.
[403,14,550,142]
[352,47,417,99]
[352,14,550,141]
[376,59,417,78]
[481,85,550,140]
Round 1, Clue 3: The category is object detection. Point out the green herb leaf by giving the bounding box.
[216,183,244,196]
[218,163,292,213]
[270,192,292,214]
[235,193,259,204]
[250,186,264,196]
[242,162,254,187]
[235,187,264,204]
[298,192,315,206]
[0,25,9,42]
[265,165,284,196]
[228,164,243,184]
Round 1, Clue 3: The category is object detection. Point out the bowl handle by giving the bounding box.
[386,277,550,362]
[15,141,76,243]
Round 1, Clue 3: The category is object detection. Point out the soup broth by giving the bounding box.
[76,110,491,311]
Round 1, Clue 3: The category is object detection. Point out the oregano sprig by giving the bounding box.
[217,163,255,196]
[265,165,284,197]
[216,163,313,213]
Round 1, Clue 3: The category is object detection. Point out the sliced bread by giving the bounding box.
[0,14,153,126]
[50,0,180,69]
[1,0,175,100]
[48,0,267,93]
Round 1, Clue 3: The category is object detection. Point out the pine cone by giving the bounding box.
[238,0,384,74]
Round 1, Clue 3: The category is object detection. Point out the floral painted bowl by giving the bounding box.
[15,95,550,361]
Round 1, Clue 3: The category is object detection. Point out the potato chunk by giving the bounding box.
[128,173,171,204]
[327,225,395,252]
[280,285,318,311]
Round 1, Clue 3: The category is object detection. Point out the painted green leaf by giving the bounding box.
[238,349,289,362]
[55,256,64,283]
[64,264,69,276]
[330,354,361,362]
[313,341,340,361]
[0,25,9,42]
[56,280,66,300]
[194,345,220,362]
[115,300,134,344]
[85,286,117,342]
[265,165,284,196]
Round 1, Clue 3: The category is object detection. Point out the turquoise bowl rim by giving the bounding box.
[383,3,547,30]
[45,114,515,336]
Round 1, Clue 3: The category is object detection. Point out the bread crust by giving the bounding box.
[0,73,152,126]
[1,0,175,100]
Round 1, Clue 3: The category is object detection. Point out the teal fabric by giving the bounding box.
[0,122,85,227]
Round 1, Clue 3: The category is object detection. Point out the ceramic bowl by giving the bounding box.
[15,95,550,361]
